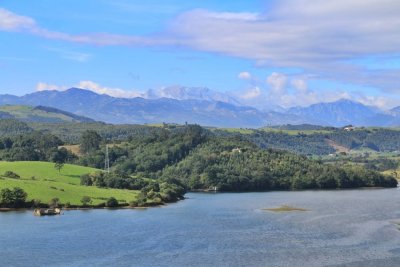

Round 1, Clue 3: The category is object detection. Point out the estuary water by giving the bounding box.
[2,189,400,266]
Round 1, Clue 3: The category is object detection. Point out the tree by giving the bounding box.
[80,130,102,154]
[51,148,69,164]
[0,187,27,208]
[80,196,92,206]
[0,188,13,207]
[54,162,64,173]
[12,187,27,207]
[105,197,118,207]
[49,197,60,208]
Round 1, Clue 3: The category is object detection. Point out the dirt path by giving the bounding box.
[325,139,350,153]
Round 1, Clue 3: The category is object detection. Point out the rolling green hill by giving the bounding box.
[0,161,138,206]
[0,105,94,123]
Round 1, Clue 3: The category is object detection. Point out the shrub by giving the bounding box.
[129,200,138,207]
[105,197,118,207]
[0,187,27,208]
[49,197,60,208]
[4,171,20,179]
[80,196,92,206]
[32,199,41,208]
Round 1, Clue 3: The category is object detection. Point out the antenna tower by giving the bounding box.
[105,145,110,173]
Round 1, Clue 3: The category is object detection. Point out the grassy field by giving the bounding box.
[215,128,255,134]
[215,127,333,135]
[0,161,138,205]
[0,105,78,122]
[261,128,333,135]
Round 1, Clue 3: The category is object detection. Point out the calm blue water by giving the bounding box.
[2,190,400,266]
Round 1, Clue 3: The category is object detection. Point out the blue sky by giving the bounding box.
[1,0,400,109]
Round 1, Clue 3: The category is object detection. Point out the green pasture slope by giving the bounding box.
[0,161,138,206]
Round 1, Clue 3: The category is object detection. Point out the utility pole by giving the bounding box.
[105,144,110,173]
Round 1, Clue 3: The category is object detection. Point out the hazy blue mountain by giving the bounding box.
[0,89,399,127]
[0,88,273,127]
[287,99,396,127]
[390,106,400,116]
[145,86,241,106]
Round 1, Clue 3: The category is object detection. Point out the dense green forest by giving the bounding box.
[1,119,400,156]
[214,127,400,155]
[76,125,396,191]
[0,121,397,198]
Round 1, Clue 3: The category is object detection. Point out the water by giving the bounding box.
[2,189,400,266]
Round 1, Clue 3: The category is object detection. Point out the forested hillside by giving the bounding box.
[0,119,398,193]
[215,127,400,156]
[76,125,396,191]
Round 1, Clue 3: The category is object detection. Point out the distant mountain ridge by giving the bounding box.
[0,88,399,127]
[287,99,390,126]
[145,86,241,106]
[0,104,95,123]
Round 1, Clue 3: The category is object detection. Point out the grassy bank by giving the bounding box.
[0,161,138,206]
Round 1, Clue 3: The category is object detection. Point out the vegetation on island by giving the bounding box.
[262,205,308,212]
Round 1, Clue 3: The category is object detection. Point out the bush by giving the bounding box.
[106,197,118,207]
[0,187,27,208]
[80,196,92,206]
[49,197,60,208]
[129,200,138,207]
[32,199,41,208]
[3,171,20,179]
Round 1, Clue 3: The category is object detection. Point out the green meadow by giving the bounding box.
[0,161,138,206]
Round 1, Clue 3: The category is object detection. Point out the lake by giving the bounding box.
[2,189,400,266]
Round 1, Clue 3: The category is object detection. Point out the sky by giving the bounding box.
[1,0,400,109]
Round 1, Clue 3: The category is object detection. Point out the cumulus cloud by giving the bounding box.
[291,79,308,94]
[36,82,66,91]
[241,87,262,100]
[3,2,400,64]
[4,2,400,96]
[236,71,399,109]
[76,81,143,98]
[238,71,252,80]
[266,72,287,95]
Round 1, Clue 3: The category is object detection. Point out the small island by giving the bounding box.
[262,205,308,212]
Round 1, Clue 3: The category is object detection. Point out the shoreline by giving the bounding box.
[1,187,394,212]
[0,205,161,212]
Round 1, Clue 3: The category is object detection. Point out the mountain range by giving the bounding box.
[0,88,399,127]
[0,105,94,123]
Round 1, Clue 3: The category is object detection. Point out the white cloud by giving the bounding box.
[202,11,259,21]
[45,47,91,62]
[240,87,262,100]
[238,71,252,80]
[36,82,66,91]
[0,8,36,31]
[235,71,400,109]
[291,79,308,94]
[35,79,400,109]
[3,2,400,93]
[266,72,287,95]
[77,81,143,98]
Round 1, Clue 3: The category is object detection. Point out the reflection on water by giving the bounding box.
[2,189,400,266]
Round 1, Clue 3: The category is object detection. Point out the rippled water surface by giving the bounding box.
[2,190,400,266]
